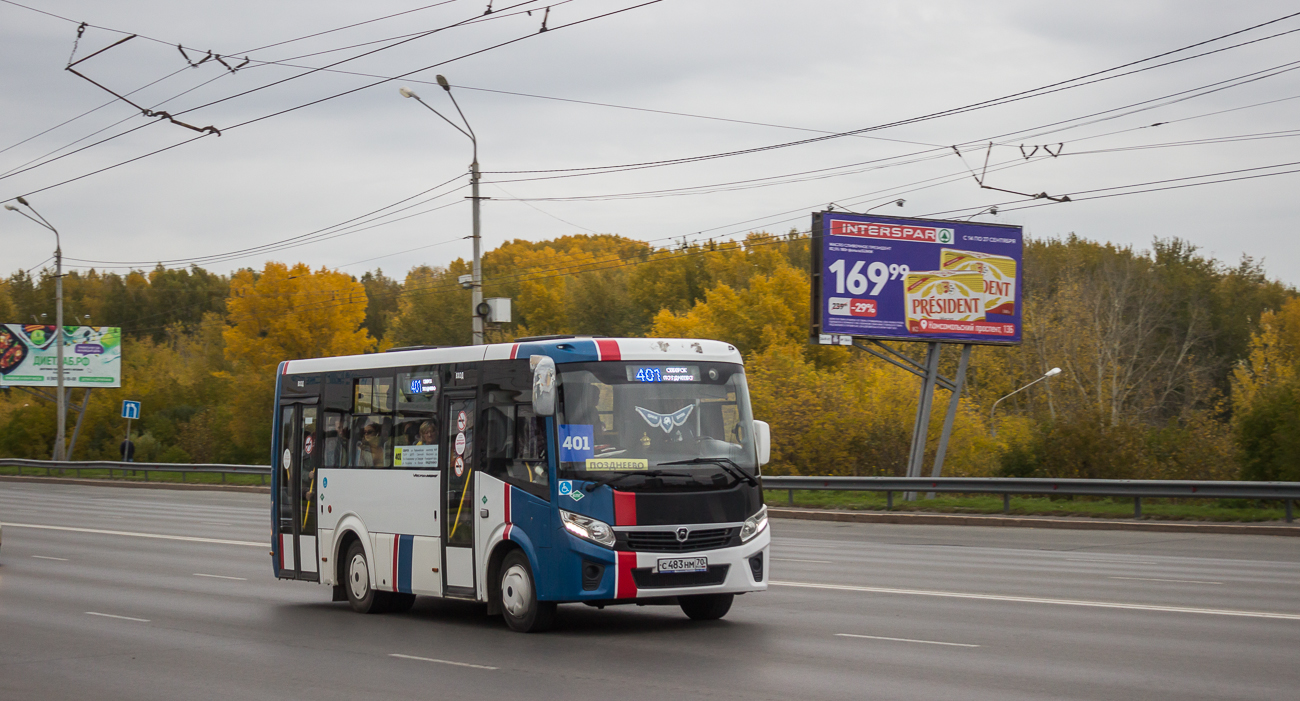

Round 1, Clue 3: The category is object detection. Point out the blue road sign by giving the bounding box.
[121,400,141,420]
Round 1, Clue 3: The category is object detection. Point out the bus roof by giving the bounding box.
[280,337,743,375]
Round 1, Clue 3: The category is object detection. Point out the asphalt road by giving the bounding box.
[2,480,1298,701]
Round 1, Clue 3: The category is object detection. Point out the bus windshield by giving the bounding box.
[556,361,757,488]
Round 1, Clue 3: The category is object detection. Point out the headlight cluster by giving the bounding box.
[560,510,615,548]
[740,504,768,542]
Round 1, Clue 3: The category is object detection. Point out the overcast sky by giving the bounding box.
[2,0,1298,287]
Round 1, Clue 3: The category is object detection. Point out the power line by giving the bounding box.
[478,11,1300,176]
[4,1,665,202]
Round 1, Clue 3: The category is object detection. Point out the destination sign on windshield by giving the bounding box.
[626,365,701,383]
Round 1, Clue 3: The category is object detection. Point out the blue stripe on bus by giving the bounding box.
[398,534,414,594]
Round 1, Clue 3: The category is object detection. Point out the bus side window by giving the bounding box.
[514,405,549,491]
[323,411,350,467]
[352,415,392,468]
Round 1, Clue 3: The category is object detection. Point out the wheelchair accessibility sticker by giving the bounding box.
[558,480,584,501]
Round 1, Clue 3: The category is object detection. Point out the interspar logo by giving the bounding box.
[830,219,954,244]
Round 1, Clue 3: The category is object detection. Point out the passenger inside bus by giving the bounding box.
[354,417,391,467]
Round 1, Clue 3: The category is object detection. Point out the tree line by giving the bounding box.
[0,231,1296,481]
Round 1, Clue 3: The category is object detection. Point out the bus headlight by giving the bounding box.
[560,510,616,548]
[740,505,768,542]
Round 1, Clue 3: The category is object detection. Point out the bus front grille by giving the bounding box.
[631,564,730,589]
[620,527,736,553]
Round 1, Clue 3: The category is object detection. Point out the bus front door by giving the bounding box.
[442,393,477,597]
[276,402,320,581]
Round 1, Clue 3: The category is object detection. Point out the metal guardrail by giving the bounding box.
[1,462,1294,522]
[761,476,1299,523]
[0,459,270,484]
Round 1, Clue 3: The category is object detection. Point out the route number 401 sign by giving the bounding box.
[811,211,1024,346]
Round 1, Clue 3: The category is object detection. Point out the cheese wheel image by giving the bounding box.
[904,269,985,333]
[940,248,1017,315]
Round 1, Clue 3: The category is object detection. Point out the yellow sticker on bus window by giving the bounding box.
[585,458,649,471]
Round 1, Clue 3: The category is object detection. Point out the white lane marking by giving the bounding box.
[770,581,1300,620]
[1066,559,1159,565]
[31,555,69,561]
[836,633,979,648]
[194,573,248,581]
[773,558,834,564]
[1109,576,1223,585]
[389,654,498,670]
[1,522,265,548]
[86,612,150,623]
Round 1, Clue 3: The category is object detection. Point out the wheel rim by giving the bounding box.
[501,563,531,618]
[349,553,369,600]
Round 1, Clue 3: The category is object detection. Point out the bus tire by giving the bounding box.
[679,593,733,621]
[499,550,556,633]
[344,540,381,614]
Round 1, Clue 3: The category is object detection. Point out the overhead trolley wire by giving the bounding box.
[473,14,1300,178]
[3,0,665,203]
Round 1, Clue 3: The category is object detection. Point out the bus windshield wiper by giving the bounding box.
[583,470,691,491]
[656,457,759,487]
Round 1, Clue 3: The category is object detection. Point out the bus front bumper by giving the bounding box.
[556,526,770,601]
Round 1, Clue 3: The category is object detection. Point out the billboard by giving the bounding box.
[0,325,121,387]
[811,211,1023,346]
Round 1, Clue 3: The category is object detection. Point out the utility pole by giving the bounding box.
[400,76,485,344]
[470,156,483,345]
[6,197,66,459]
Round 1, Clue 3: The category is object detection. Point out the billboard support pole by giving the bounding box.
[904,342,942,500]
[927,344,972,498]
[66,388,92,461]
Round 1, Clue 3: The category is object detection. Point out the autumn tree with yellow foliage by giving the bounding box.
[221,262,375,455]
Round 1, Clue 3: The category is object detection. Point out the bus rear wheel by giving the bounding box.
[499,550,556,633]
[680,593,733,621]
[344,540,383,614]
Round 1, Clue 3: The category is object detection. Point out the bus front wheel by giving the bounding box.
[679,593,733,621]
[499,550,556,633]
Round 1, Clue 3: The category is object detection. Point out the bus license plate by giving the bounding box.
[657,557,708,573]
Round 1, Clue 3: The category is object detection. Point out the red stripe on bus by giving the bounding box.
[504,483,512,541]
[616,551,638,599]
[509,343,519,360]
[595,339,620,361]
[391,536,399,592]
[613,490,637,526]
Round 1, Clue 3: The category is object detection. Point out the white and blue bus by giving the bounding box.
[271,336,771,632]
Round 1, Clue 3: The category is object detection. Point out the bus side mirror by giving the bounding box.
[531,355,557,416]
[753,420,771,466]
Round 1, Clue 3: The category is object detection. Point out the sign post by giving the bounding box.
[121,400,140,463]
[810,211,1024,497]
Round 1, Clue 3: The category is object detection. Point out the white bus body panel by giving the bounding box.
[318,469,441,595]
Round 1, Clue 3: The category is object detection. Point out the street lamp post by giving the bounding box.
[863,198,906,214]
[400,77,485,345]
[5,197,66,459]
[990,367,1061,438]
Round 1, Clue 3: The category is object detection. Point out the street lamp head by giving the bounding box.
[399,87,418,99]
[16,196,29,206]
[435,74,451,91]
[1045,367,1062,377]
[894,198,905,207]
[3,204,17,211]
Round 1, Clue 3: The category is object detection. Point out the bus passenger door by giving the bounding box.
[442,392,477,597]
[276,402,320,581]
